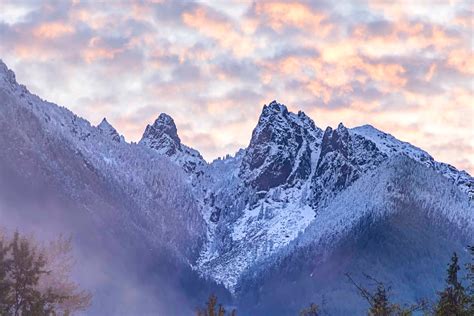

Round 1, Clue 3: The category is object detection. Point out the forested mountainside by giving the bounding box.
[0,59,472,315]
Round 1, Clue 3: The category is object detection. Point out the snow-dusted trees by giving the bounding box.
[0,231,91,315]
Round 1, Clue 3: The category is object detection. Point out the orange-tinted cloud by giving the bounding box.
[251,1,333,36]
[0,0,472,174]
[182,6,254,57]
[32,22,74,39]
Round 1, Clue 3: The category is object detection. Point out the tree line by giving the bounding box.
[197,246,474,316]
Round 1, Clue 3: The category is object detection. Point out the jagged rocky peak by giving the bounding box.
[312,123,359,204]
[240,100,323,191]
[319,123,351,158]
[261,100,289,116]
[97,118,124,143]
[140,113,182,156]
[148,113,180,143]
[140,113,206,173]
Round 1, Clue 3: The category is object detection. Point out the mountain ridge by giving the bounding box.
[0,59,472,315]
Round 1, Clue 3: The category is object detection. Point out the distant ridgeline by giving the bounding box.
[0,59,472,315]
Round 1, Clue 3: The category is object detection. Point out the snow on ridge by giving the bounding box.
[196,104,473,292]
[0,60,206,259]
[351,124,474,198]
[196,183,316,292]
[2,59,473,296]
[139,113,206,174]
[97,118,125,143]
[236,155,474,288]
[351,124,431,159]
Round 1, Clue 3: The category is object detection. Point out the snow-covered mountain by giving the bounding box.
[0,59,472,315]
[195,100,473,295]
[140,113,206,174]
[0,60,215,315]
[237,155,472,315]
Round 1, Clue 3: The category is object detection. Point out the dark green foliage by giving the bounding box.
[467,246,474,314]
[218,304,225,316]
[203,246,474,316]
[299,302,320,316]
[434,252,470,315]
[0,231,90,316]
[1,231,60,315]
[196,294,236,316]
[0,236,12,314]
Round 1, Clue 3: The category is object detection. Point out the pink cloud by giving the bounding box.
[181,6,255,57]
[0,0,472,173]
[32,22,75,39]
[251,1,333,37]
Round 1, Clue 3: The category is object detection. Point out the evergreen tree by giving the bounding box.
[218,304,225,316]
[435,252,469,315]
[9,231,46,314]
[466,246,474,314]
[207,294,217,316]
[346,273,425,316]
[196,294,236,316]
[299,302,320,316]
[0,236,12,314]
[370,285,391,316]
[0,231,91,315]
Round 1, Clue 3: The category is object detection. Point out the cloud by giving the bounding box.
[248,1,333,36]
[32,21,75,38]
[0,0,472,173]
[181,5,255,57]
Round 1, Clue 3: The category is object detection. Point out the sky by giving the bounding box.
[0,0,473,174]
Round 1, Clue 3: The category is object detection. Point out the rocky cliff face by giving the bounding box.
[1,59,473,315]
[311,123,387,207]
[193,101,473,293]
[239,100,323,192]
[140,113,206,174]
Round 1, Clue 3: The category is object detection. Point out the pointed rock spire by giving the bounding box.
[240,100,323,191]
[139,113,206,173]
[263,100,289,115]
[149,113,180,143]
[140,113,182,156]
[319,123,350,158]
[97,118,123,143]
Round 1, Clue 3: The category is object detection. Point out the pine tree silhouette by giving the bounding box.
[435,252,469,315]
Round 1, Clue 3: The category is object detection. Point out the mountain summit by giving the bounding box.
[142,113,181,145]
[97,118,124,143]
[140,113,205,173]
[240,100,323,191]
[0,60,472,315]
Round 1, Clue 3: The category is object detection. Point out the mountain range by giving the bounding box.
[0,59,472,315]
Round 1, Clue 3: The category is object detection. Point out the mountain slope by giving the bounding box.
[0,60,220,315]
[195,101,473,295]
[0,59,472,315]
[352,124,474,198]
[237,156,473,315]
